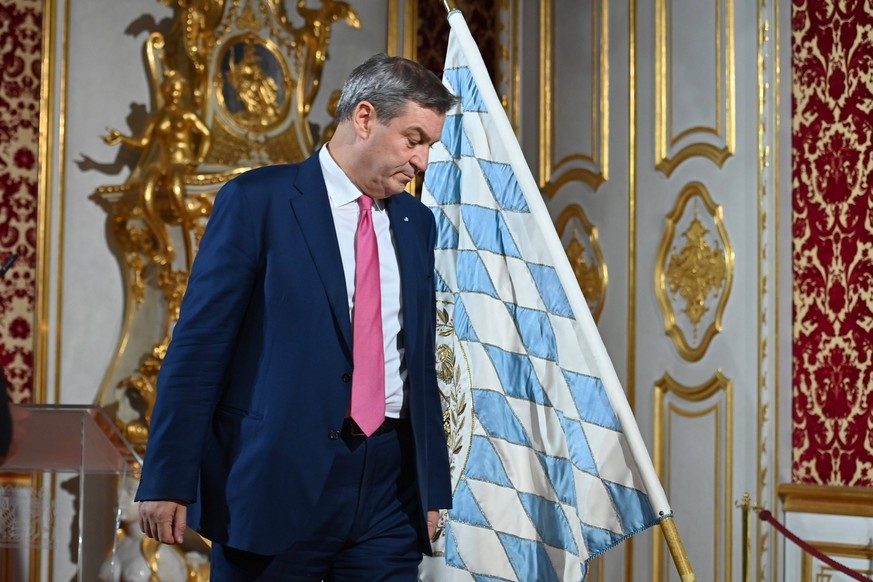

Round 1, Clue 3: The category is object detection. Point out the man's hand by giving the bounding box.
[427,509,440,540]
[139,500,187,545]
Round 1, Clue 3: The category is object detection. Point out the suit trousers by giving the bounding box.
[209,421,423,581]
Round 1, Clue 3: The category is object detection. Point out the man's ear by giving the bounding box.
[352,101,377,139]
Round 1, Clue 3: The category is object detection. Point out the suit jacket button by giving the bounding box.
[341,373,352,383]
[329,430,340,440]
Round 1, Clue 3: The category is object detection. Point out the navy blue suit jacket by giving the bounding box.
[136,153,451,554]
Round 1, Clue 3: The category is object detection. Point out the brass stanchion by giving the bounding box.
[737,493,753,582]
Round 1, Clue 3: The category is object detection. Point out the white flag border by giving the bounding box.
[445,9,672,517]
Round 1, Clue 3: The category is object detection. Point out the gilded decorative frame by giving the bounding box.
[555,204,608,322]
[778,483,873,518]
[654,181,734,361]
[653,371,733,582]
[539,0,609,193]
[654,0,735,176]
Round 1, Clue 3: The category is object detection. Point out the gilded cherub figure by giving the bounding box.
[104,70,210,266]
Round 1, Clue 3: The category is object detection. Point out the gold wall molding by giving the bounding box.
[756,0,781,579]
[37,0,68,577]
[655,0,735,176]
[778,483,873,518]
[655,181,734,361]
[497,0,520,131]
[403,0,418,60]
[555,205,607,321]
[653,370,733,582]
[386,0,417,60]
[625,1,638,576]
[37,0,63,412]
[539,0,608,193]
[801,541,873,582]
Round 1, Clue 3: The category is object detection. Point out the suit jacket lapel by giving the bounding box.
[386,197,421,363]
[288,155,353,356]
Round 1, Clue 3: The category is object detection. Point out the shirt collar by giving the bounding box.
[319,144,385,211]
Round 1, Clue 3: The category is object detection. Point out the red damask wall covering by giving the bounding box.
[793,0,873,486]
[0,0,40,404]
[417,0,498,80]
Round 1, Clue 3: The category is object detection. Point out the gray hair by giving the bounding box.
[334,53,458,124]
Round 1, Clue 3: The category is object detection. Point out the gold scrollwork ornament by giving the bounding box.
[655,182,734,361]
[555,204,608,321]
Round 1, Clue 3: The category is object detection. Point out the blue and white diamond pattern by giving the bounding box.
[419,13,665,582]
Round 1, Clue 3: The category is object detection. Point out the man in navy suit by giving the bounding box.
[136,54,457,580]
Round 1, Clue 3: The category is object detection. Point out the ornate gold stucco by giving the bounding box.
[556,204,607,321]
[92,0,358,451]
[655,182,734,361]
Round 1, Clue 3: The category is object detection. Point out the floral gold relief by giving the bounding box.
[655,182,733,361]
[556,205,607,321]
[667,214,725,328]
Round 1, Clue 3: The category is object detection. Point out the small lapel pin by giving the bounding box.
[404,217,409,222]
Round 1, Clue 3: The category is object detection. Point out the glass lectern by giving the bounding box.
[0,405,141,581]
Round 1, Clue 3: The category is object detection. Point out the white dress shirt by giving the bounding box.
[319,145,407,418]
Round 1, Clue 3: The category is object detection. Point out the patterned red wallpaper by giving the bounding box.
[792,0,873,486]
[0,0,40,404]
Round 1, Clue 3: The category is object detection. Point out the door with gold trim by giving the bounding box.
[515,0,787,580]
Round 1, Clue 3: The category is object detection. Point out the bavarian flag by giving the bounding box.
[419,9,672,581]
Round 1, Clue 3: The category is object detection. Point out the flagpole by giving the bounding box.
[661,518,696,581]
[442,0,457,12]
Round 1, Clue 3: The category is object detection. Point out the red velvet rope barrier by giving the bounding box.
[758,510,872,582]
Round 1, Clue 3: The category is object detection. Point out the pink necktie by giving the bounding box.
[350,195,385,436]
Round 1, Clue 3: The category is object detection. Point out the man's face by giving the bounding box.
[355,101,445,199]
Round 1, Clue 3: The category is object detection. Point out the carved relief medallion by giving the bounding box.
[655,182,733,361]
[216,35,291,133]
